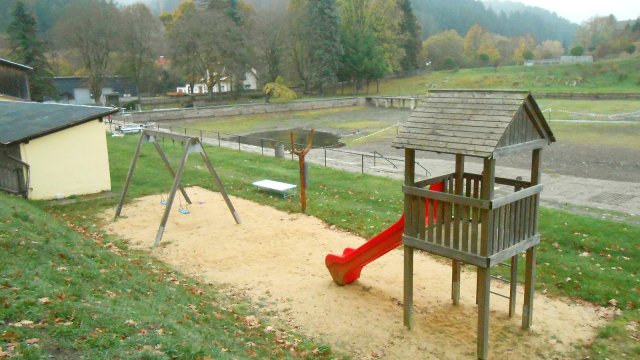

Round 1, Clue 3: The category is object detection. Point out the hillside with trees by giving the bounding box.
[0,0,637,102]
[412,0,577,46]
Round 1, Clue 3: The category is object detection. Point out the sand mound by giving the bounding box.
[104,187,604,359]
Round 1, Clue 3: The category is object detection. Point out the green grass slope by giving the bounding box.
[0,192,337,359]
[377,58,640,95]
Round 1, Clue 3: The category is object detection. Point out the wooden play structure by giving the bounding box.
[392,90,555,359]
[114,129,241,246]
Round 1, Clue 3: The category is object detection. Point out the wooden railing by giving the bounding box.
[404,172,541,266]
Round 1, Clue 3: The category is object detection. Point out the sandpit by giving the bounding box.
[104,187,605,359]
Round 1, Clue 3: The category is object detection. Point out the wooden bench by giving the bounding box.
[252,179,297,198]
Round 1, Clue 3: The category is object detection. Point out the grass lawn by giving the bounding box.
[2,134,639,358]
[549,122,640,149]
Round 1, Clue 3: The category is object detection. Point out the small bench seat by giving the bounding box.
[252,179,297,198]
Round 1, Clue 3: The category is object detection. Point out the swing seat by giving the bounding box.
[179,208,190,215]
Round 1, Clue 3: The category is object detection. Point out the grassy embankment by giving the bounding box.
[2,135,639,358]
[377,57,640,95]
[0,192,338,357]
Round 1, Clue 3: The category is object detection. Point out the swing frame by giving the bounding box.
[114,129,241,246]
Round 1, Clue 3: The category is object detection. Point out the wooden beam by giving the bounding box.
[490,184,543,209]
[154,140,191,246]
[452,154,464,305]
[404,236,490,268]
[198,143,241,225]
[509,256,518,318]
[523,148,542,329]
[477,267,491,360]
[403,148,416,330]
[114,132,145,220]
[522,247,536,329]
[480,158,495,257]
[403,186,491,209]
[143,129,197,144]
[492,139,547,159]
[152,141,192,204]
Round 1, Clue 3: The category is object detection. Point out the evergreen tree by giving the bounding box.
[399,0,421,72]
[6,0,54,101]
[308,0,342,95]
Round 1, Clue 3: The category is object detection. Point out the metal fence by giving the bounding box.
[108,120,430,178]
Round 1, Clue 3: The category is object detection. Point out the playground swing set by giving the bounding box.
[111,90,553,359]
[325,90,555,359]
[114,129,241,246]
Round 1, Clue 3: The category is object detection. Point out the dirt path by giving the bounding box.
[104,187,605,359]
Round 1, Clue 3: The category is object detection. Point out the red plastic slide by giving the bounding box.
[325,183,443,285]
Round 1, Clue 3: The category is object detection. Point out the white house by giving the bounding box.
[176,69,258,94]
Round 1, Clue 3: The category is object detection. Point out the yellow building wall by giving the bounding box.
[20,119,111,200]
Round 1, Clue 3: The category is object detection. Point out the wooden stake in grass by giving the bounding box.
[290,129,314,213]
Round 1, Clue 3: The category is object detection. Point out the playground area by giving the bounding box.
[104,186,604,359]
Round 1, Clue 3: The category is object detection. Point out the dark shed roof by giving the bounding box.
[0,101,118,146]
[392,90,555,158]
[0,58,32,71]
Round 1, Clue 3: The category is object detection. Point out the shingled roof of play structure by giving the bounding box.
[392,90,556,158]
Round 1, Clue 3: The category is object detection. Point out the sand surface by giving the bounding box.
[104,187,605,359]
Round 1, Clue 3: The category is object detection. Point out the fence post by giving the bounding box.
[238,136,241,151]
[200,130,203,141]
[324,148,327,167]
[361,154,364,173]
[374,152,377,167]
[218,132,221,146]
[261,139,264,156]
[184,128,187,136]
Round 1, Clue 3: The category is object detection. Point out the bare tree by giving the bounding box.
[120,3,164,101]
[248,7,287,83]
[54,0,119,105]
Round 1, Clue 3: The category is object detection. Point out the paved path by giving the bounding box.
[108,123,639,219]
[202,137,640,218]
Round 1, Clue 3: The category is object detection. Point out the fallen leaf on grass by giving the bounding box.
[9,320,33,328]
[124,319,138,327]
[38,297,51,305]
[244,315,260,329]
[25,338,39,344]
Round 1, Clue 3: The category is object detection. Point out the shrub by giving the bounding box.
[570,45,585,56]
[624,44,636,54]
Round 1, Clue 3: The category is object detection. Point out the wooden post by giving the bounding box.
[198,143,242,225]
[154,140,192,247]
[510,176,523,318]
[452,154,464,305]
[114,132,145,220]
[477,267,491,360]
[151,141,192,204]
[477,157,495,359]
[403,148,416,329]
[290,129,314,213]
[523,149,542,329]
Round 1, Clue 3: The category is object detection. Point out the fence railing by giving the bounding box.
[108,120,429,178]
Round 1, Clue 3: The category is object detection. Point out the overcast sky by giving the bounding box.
[512,0,639,24]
